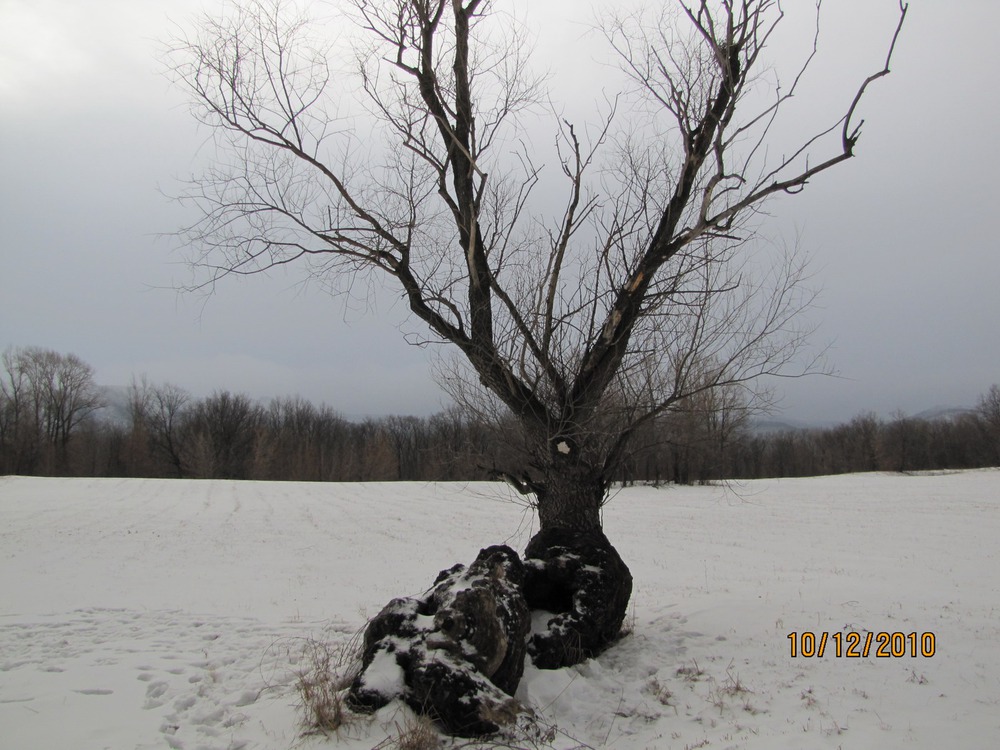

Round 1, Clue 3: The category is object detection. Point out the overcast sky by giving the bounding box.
[1,0,998,424]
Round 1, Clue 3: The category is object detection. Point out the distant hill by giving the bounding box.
[94,385,131,425]
[751,405,977,435]
[911,406,976,422]
[748,418,815,435]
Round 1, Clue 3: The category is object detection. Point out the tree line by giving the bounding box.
[2,346,999,482]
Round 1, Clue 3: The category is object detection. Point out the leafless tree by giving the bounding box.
[185,390,262,479]
[128,378,192,477]
[0,346,104,474]
[0,348,34,473]
[977,385,1000,430]
[167,0,907,670]
[976,384,1000,464]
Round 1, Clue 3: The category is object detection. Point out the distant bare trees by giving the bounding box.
[255,396,348,480]
[979,385,1000,426]
[97,378,499,481]
[5,347,998,482]
[123,377,193,477]
[976,385,1000,465]
[732,406,997,479]
[0,346,103,474]
[185,391,261,479]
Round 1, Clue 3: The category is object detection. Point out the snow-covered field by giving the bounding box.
[2,471,998,749]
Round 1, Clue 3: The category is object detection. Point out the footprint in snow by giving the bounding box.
[144,680,169,709]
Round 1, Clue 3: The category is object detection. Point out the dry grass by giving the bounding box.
[361,706,450,750]
[295,637,362,736]
[388,713,442,750]
[647,676,675,707]
[675,660,705,682]
[706,667,756,716]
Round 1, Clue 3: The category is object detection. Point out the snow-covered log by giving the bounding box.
[347,545,530,736]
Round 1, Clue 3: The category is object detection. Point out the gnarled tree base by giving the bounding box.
[346,533,632,736]
[523,527,633,669]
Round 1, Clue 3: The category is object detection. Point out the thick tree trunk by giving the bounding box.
[525,457,633,669]
[534,458,605,532]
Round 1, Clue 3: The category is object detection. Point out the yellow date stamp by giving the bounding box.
[787,631,936,658]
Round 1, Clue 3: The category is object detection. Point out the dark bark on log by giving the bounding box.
[347,545,530,737]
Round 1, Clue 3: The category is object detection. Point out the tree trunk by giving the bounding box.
[534,456,604,532]
[524,456,633,669]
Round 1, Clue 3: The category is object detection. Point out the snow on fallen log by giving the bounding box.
[347,545,530,736]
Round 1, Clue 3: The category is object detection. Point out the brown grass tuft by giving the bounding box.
[295,638,361,736]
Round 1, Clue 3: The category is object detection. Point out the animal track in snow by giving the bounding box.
[0,607,340,749]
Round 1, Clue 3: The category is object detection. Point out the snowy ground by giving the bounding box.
[2,471,998,749]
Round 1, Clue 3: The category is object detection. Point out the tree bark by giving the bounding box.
[348,545,529,737]
[525,452,633,669]
[523,524,633,669]
[534,454,605,532]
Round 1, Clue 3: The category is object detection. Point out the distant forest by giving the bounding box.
[3,346,999,483]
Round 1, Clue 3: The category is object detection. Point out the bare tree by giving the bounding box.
[976,384,1000,464]
[128,378,192,477]
[167,0,906,676]
[0,347,104,474]
[186,390,262,479]
[0,347,34,473]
